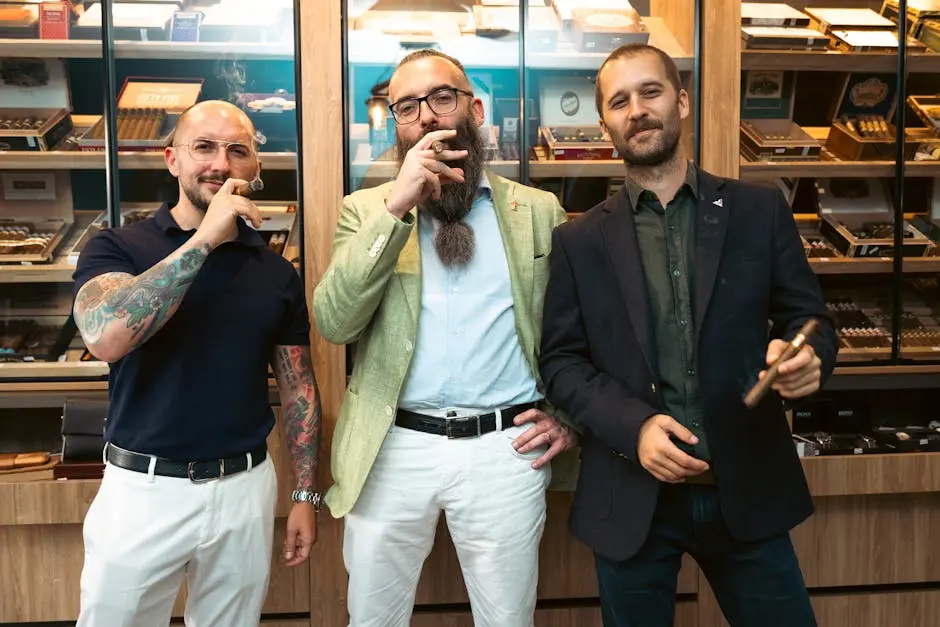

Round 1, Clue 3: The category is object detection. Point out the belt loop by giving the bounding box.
[246,451,253,472]
[146,455,157,483]
[495,407,503,430]
[101,441,109,465]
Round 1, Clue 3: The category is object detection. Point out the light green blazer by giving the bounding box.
[313,171,569,518]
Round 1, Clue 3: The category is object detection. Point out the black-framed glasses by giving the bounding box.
[389,87,474,125]
[173,138,256,163]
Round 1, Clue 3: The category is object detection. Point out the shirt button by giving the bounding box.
[404,340,413,352]
[651,383,657,394]
[385,406,393,416]
[687,369,696,376]
[376,234,386,243]
[672,269,681,278]
[679,319,688,327]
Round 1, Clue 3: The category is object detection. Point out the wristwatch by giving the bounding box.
[291,489,323,510]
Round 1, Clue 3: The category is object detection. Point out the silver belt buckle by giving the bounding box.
[445,415,481,439]
[187,458,225,483]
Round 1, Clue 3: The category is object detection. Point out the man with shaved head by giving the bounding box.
[314,49,576,626]
[72,99,322,626]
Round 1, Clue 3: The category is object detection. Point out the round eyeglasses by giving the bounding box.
[388,87,474,125]
[174,138,256,163]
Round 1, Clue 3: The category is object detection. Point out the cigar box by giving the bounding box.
[538,125,616,160]
[829,29,927,52]
[236,91,296,152]
[72,2,178,40]
[740,119,821,161]
[881,0,940,37]
[741,26,829,50]
[870,425,940,452]
[742,2,811,27]
[351,9,466,44]
[908,95,940,136]
[825,116,921,161]
[798,219,842,259]
[804,7,896,34]
[38,0,70,39]
[570,8,649,53]
[0,172,72,265]
[0,316,75,362]
[77,77,203,152]
[912,216,940,255]
[0,59,73,152]
[819,213,931,258]
[741,70,797,119]
[919,19,940,51]
[472,5,560,52]
[0,2,38,38]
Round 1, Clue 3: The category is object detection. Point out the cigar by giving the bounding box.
[431,140,447,154]
[144,109,164,139]
[743,318,819,409]
[234,177,264,197]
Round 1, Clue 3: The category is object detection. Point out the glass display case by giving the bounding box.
[344,0,702,214]
[0,0,304,382]
[737,0,940,457]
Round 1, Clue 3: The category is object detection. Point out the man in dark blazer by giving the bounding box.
[539,44,839,627]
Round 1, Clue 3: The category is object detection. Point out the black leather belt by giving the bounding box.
[395,402,537,439]
[106,443,267,483]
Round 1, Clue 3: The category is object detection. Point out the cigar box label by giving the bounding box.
[850,77,890,108]
[170,11,202,42]
[740,70,796,119]
[38,2,69,40]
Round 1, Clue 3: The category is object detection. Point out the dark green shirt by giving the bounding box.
[626,163,710,461]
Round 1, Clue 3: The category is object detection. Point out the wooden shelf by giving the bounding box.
[742,50,940,73]
[801,452,940,497]
[0,362,109,380]
[740,159,940,179]
[810,256,940,275]
[0,38,295,60]
[0,151,298,170]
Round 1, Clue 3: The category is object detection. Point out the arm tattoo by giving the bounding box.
[275,345,321,491]
[75,244,211,350]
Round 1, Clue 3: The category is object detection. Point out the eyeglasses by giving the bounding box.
[389,87,474,125]
[174,138,255,163]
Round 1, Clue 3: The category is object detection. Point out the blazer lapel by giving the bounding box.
[382,187,422,331]
[601,187,656,377]
[693,170,729,331]
[490,172,534,318]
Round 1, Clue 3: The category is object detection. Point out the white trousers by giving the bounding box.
[344,419,552,627]
[77,451,277,627]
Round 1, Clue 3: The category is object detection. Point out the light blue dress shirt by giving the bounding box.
[398,176,542,412]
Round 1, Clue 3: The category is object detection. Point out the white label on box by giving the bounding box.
[0,172,56,201]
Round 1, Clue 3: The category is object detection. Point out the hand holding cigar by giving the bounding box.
[234,176,264,197]
[744,319,821,408]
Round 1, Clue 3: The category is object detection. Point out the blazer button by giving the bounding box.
[651,383,657,394]
[385,405,393,416]
[404,340,413,352]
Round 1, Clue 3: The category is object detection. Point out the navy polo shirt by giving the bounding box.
[72,203,310,461]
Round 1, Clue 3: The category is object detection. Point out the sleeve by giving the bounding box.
[71,230,137,297]
[277,268,312,346]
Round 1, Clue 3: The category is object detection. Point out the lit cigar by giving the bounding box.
[234,177,264,197]
[743,318,819,409]
[431,140,446,154]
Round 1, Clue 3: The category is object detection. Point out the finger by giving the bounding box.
[648,460,684,483]
[652,455,688,481]
[776,347,812,376]
[513,409,545,426]
[423,169,442,201]
[420,158,465,183]
[774,367,820,389]
[433,149,469,161]
[512,424,550,452]
[662,444,709,473]
[660,417,698,446]
[777,380,821,399]
[283,527,299,562]
[220,177,248,195]
[229,198,263,229]
[531,437,567,469]
[417,128,458,151]
[285,534,312,567]
[765,339,788,366]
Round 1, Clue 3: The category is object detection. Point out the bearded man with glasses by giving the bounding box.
[71,99,321,626]
[314,49,578,627]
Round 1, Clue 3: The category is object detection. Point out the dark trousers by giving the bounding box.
[594,484,816,627]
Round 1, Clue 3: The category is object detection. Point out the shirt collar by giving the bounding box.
[476,171,493,201]
[625,161,699,212]
[155,202,266,248]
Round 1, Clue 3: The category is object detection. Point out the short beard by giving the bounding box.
[180,175,224,213]
[611,113,681,167]
[396,113,485,267]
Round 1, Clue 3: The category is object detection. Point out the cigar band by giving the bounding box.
[431,140,445,154]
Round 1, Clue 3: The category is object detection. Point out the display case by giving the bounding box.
[0,0,303,384]
[345,0,701,215]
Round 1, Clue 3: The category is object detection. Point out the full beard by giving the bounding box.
[396,114,485,267]
[611,114,681,167]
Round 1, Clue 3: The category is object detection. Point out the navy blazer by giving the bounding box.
[539,168,839,561]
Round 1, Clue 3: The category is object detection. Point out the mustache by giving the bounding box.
[198,176,226,184]
[627,118,663,139]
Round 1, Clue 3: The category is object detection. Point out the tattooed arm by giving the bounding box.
[272,345,322,491]
[73,239,211,363]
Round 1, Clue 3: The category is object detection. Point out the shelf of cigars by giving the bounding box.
[739,2,940,172]
[0,0,297,59]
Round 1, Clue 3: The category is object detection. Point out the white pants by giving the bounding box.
[77,450,277,627]
[344,418,552,627]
